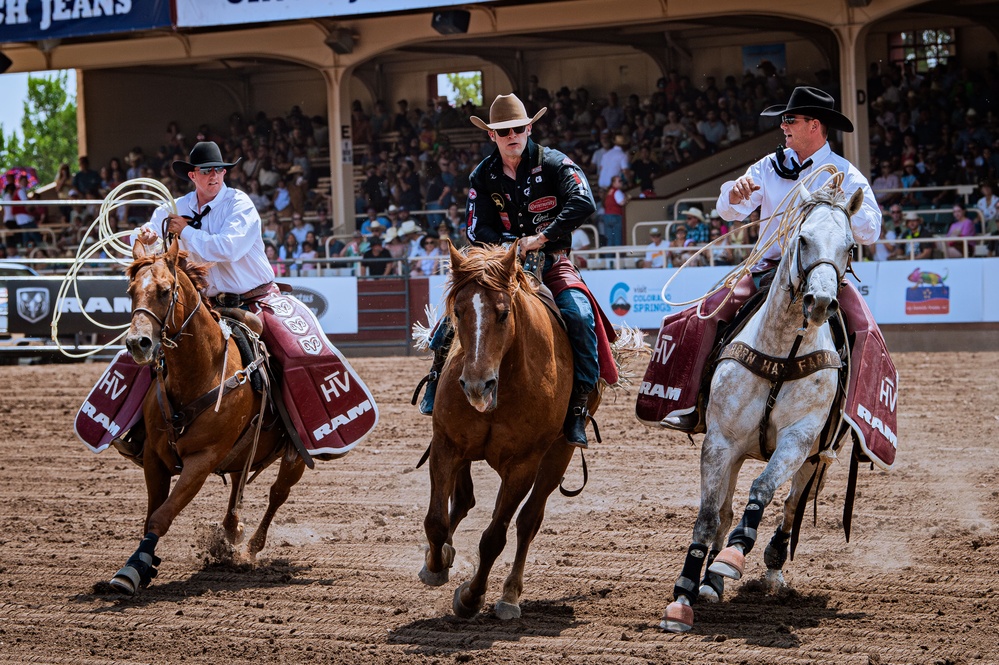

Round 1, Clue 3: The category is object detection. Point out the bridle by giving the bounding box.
[130,253,202,358]
[787,200,857,305]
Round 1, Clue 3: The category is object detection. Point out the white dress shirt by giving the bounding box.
[145,183,274,296]
[715,142,881,262]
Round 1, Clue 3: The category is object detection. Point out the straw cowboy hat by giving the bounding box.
[470,93,547,131]
[760,86,854,133]
[172,141,240,178]
[682,208,705,222]
[399,220,421,236]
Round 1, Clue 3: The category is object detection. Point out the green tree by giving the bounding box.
[445,71,483,107]
[0,71,78,186]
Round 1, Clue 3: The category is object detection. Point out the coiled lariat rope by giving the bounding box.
[51,178,178,358]
[660,166,846,320]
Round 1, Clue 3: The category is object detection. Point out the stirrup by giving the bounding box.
[411,369,438,406]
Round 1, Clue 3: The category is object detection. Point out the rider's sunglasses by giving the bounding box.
[780,115,813,126]
[196,166,226,175]
[494,125,528,138]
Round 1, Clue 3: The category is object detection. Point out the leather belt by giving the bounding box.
[212,282,275,308]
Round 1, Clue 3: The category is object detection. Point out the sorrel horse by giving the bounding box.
[419,241,600,620]
[661,184,864,632]
[108,238,305,595]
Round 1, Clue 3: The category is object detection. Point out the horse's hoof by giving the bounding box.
[108,566,139,596]
[708,547,745,580]
[764,569,786,591]
[452,581,483,619]
[442,543,455,568]
[660,601,694,633]
[494,600,521,621]
[698,583,720,603]
[418,564,449,587]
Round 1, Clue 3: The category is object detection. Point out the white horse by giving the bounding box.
[662,183,864,633]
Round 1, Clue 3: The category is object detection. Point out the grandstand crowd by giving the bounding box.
[3,57,999,274]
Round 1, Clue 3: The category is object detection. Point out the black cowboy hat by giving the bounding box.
[761,86,854,133]
[171,141,241,178]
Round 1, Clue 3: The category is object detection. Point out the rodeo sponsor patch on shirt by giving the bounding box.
[469,187,476,200]
[531,165,543,174]
[528,196,557,213]
[562,157,576,166]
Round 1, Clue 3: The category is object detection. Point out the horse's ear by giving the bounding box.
[795,183,812,206]
[446,237,462,269]
[132,238,147,260]
[503,239,520,278]
[165,236,180,264]
[846,188,865,218]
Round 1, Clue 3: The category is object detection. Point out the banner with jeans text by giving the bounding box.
[0,1,171,43]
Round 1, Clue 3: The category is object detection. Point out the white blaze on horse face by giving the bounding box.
[472,291,486,363]
[141,273,152,291]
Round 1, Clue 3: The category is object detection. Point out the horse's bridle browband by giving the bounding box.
[130,258,203,353]
[788,201,857,303]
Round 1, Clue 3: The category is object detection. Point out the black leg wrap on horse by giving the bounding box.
[674,543,709,602]
[726,500,765,553]
[700,549,725,597]
[763,526,791,571]
[126,532,161,587]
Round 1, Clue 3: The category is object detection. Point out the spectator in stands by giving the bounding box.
[247,178,270,213]
[630,144,659,194]
[707,209,728,235]
[265,242,287,278]
[261,210,281,244]
[697,109,726,150]
[898,211,933,260]
[72,156,102,198]
[361,236,394,277]
[288,212,314,244]
[942,203,977,258]
[571,225,591,269]
[602,91,625,132]
[642,227,667,268]
[278,231,300,264]
[602,175,627,246]
[708,226,732,265]
[975,181,999,237]
[409,233,441,276]
[669,225,695,266]
[272,178,292,219]
[298,239,319,275]
[869,216,900,261]
[598,135,631,189]
[727,215,751,263]
[681,207,709,244]
[872,160,901,205]
[884,204,905,237]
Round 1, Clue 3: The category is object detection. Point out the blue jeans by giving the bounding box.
[554,287,599,391]
[602,213,623,247]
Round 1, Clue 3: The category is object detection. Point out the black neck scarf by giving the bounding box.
[770,145,813,181]
[185,205,211,229]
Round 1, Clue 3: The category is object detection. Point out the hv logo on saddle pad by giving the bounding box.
[252,293,378,457]
[74,350,152,453]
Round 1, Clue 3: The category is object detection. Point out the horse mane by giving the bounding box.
[126,250,210,293]
[444,245,536,319]
[805,185,847,210]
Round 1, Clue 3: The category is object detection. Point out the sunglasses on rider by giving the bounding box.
[196,166,226,175]
[780,115,813,126]
[494,125,528,138]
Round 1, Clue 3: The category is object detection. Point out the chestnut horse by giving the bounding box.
[108,238,305,595]
[419,241,601,620]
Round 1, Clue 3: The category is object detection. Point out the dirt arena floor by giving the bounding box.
[0,351,997,664]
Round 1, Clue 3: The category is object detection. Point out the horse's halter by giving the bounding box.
[130,253,202,354]
[788,201,857,305]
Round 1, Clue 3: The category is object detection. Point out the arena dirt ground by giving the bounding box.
[0,351,997,664]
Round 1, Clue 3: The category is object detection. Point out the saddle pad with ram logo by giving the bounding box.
[839,284,898,470]
[75,350,152,453]
[251,292,378,458]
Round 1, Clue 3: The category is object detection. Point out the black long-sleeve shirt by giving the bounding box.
[466,139,596,253]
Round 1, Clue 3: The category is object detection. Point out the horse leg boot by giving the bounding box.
[763,526,791,590]
[698,549,726,602]
[661,543,709,633]
[109,532,161,595]
[709,499,765,580]
[414,322,453,416]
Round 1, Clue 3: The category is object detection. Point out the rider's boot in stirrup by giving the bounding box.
[416,346,448,416]
[660,394,706,434]
[111,419,146,467]
[563,384,594,449]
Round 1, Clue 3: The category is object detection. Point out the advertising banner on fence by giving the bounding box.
[175,0,496,29]
[0,1,171,44]
[984,259,999,322]
[4,275,359,336]
[872,259,984,324]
